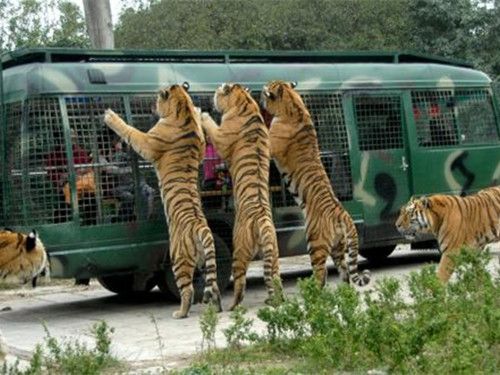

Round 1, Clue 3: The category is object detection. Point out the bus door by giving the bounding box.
[345,91,412,242]
[406,88,500,196]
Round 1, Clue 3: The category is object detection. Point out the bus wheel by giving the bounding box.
[359,245,395,263]
[157,233,232,303]
[97,273,156,296]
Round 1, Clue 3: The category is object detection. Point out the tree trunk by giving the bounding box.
[82,0,114,49]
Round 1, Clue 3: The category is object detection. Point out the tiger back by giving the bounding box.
[396,186,500,282]
[0,229,49,286]
[104,83,222,319]
[261,80,370,287]
[200,83,282,310]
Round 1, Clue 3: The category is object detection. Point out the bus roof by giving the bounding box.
[1,48,491,98]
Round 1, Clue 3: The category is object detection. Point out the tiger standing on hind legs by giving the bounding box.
[396,186,500,283]
[103,83,222,319]
[261,81,370,288]
[200,83,283,310]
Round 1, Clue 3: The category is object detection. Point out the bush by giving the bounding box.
[1,321,120,375]
[192,247,500,374]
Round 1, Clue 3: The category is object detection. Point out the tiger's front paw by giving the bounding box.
[103,108,119,126]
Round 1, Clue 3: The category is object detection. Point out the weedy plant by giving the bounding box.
[189,248,500,374]
[1,321,121,375]
[199,302,220,351]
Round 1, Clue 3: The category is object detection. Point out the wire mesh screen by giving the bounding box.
[354,95,404,151]
[304,93,353,200]
[411,89,499,147]
[454,89,499,144]
[3,99,70,226]
[65,96,133,225]
[4,102,26,225]
[128,95,164,222]
[411,90,459,147]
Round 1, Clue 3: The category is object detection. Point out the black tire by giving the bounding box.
[359,245,395,263]
[97,273,156,296]
[157,233,232,303]
[411,239,439,251]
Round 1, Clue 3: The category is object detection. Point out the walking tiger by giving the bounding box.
[396,186,500,282]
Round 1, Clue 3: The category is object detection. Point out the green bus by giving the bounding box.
[1,48,499,298]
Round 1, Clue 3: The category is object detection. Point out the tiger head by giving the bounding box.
[213,83,255,114]
[156,82,194,118]
[0,229,49,286]
[261,80,300,116]
[395,197,435,240]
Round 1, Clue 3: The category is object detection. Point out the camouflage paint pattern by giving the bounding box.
[0,49,498,282]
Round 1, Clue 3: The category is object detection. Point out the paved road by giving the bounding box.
[0,244,498,372]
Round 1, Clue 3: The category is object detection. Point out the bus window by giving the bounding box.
[411,90,459,147]
[455,89,499,145]
[354,95,404,151]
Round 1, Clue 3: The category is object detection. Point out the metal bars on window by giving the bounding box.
[411,89,499,147]
[353,95,404,151]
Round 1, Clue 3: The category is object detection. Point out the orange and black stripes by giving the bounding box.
[104,83,222,318]
[201,83,282,310]
[396,186,500,282]
[0,229,49,286]
[263,80,370,287]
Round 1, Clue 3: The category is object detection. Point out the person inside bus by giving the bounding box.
[45,128,97,225]
[96,131,155,222]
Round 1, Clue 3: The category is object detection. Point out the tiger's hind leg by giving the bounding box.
[229,255,252,311]
[260,223,283,306]
[170,242,195,319]
[196,225,222,312]
[330,239,350,283]
[309,243,330,288]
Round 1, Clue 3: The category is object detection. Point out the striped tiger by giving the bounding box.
[103,82,222,319]
[396,186,500,282]
[200,83,282,310]
[0,228,49,287]
[261,80,370,287]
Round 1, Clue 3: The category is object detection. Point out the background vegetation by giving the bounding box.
[184,249,500,374]
[0,0,499,80]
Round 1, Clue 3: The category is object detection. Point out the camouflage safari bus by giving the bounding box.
[1,48,499,297]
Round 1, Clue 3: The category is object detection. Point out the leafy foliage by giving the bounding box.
[113,0,500,79]
[0,0,89,51]
[191,248,500,374]
[0,321,120,375]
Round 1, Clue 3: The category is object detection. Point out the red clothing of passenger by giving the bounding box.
[46,145,91,187]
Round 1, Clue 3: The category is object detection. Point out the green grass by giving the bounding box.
[1,321,124,375]
[183,248,500,374]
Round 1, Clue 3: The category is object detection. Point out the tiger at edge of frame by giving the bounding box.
[396,185,500,282]
[261,80,371,288]
[103,82,222,319]
[200,82,283,311]
[0,228,49,287]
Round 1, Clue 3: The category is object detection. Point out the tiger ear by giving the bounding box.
[264,90,275,100]
[290,81,297,88]
[159,89,169,100]
[26,230,37,252]
[182,81,190,91]
[222,83,231,95]
[244,86,251,93]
